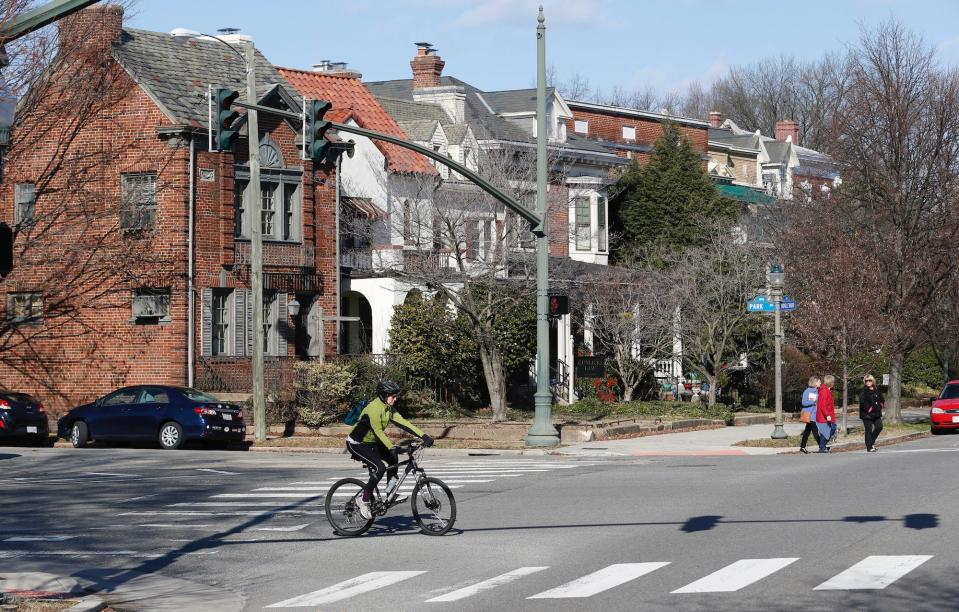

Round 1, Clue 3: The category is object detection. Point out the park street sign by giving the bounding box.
[746,294,796,313]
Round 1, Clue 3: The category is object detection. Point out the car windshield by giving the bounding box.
[941,384,959,400]
[179,388,220,402]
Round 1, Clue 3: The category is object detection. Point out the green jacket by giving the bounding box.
[348,397,424,449]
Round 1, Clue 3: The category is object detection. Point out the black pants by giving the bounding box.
[863,417,883,450]
[346,440,398,498]
[800,421,821,449]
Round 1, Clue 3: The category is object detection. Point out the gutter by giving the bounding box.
[187,136,196,386]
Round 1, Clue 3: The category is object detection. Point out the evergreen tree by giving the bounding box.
[613,122,737,260]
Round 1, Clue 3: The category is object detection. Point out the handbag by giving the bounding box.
[799,409,811,423]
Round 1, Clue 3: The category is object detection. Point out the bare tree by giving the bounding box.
[576,265,673,401]
[665,221,767,407]
[0,1,181,404]
[825,20,959,422]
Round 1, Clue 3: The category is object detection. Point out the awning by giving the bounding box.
[343,197,386,220]
[717,183,777,205]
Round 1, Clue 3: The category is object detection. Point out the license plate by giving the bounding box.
[26,426,37,433]
[951,416,959,423]
[222,414,233,421]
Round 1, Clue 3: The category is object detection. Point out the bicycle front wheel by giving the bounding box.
[325,477,374,536]
[411,477,456,536]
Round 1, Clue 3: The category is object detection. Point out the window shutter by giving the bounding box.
[246,289,254,356]
[277,292,289,356]
[233,288,247,356]
[201,288,212,356]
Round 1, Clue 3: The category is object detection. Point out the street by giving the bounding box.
[2,435,958,611]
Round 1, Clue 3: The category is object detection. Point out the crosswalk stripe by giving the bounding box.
[254,481,491,491]
[4,535,76,542]
[426,567,549,602]
[527,563,670,598]
[671,558,799,593]
[119,511,325,516]
[265,571,426,607]
[214,486,462,499]
[814,555,933,590]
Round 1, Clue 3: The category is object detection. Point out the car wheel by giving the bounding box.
[931,427,943,435]
[158,422,184,450]
[71,421,89,448]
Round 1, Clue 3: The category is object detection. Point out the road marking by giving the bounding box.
[528,563,670,598]
[117,494,159,503]
[672,558,799,593]
[214,487,463,498]
[4,535,76,542]
[80,472,140,477]
[254,481,491,491]
[119,511,325,516]
[814,555,933,590]
[265,571,426,607]
[252,524,310,532]
[170,502,322,507]
[0,550,219,559]
[426,567,549,602]
[197,468,239,475]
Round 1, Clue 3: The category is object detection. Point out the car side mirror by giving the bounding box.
[929,397,937,406]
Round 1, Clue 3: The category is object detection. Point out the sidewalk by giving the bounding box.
[556,423,808,457]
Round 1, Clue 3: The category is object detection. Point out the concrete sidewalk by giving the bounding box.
[555,423,809,457]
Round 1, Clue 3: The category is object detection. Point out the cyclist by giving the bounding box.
[346,380,434,519]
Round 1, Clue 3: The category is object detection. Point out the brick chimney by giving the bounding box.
[58,4,124,55]
[709,111,722,128]
[411,42,445,89]
[775,119,799,143]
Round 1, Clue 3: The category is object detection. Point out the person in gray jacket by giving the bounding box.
[799,376,822,454]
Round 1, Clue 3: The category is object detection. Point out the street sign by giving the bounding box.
[746,295,775,312]
[746,294,796,313]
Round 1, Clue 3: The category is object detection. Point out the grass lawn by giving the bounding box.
[733,422,929,448]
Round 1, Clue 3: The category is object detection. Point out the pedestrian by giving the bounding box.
[816,375,837,453]
[799,376,822,454]
[859,374,884,452]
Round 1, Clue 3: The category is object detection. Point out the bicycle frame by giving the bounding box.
[366,444,427,515]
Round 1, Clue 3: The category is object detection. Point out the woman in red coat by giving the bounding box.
[816,375,837,453]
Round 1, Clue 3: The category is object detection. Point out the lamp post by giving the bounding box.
[768,263,787,439]
[172,28,266,442]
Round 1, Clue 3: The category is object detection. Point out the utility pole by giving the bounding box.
[525,6,560,447]
[245,40,266,443]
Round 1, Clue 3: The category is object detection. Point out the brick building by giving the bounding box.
[563,100,710,162]
[0,6,337,412]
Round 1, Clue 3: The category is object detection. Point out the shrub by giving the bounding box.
[563,396,610,417]
[293,361,356,428]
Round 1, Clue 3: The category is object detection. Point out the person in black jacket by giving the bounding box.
[859,374,884,452]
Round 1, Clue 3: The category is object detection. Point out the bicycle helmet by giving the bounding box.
[376,380,402,401]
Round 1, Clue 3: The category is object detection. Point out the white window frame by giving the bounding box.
[574,197,591,251]
[15,182,35,227]
[235,172,302,242]
[622,126,636,140]
[7,292,43,325]
[262,291,278,356]
[120,173,157,231]
[597,196,608,252]
[574,120,588,134]
[211,289,233,356]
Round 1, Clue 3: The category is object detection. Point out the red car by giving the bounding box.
[930,380,959,434]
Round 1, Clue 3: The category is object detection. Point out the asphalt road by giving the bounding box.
[2,433,959,611]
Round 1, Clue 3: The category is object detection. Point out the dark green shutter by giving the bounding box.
[200,288,212,356]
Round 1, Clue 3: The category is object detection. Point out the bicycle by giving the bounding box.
[325,440,456,537]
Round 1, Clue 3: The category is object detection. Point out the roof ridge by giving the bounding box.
[278,66,356,79]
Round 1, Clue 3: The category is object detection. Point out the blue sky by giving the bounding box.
[127,0,959,96]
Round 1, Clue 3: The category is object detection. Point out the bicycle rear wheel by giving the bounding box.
[411,477,456,536]
[325,477,374,536]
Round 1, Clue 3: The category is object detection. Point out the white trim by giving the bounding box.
[567,99,710,127]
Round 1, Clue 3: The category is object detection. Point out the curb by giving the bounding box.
[780,430,931,454]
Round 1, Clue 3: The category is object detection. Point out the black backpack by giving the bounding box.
[343,399,369,426]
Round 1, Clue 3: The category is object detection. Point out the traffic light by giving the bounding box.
[214,88,240,151]
[0,222,13,278]
[548,294,569,317]
[309,99,333,162]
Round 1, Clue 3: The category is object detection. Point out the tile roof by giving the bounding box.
[278,68,434,175]
[113,28,293,127]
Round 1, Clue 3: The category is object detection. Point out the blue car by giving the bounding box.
[57,386,246,450]
[0,389,49,444]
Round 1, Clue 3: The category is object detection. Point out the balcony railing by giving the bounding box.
[234,241,315,268]
[341,249,373,271]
